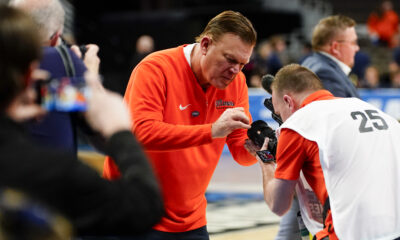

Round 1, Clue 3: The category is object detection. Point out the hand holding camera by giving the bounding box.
[247,120,277,163]
[84,72,131,138]
[246,74,282,163]
[70,44,100,74]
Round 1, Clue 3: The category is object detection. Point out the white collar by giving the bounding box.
[183,43,197,67]
[318,51,351,76]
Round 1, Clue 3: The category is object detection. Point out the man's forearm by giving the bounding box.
[134,120,213,150]
[260,162,277,209]
[259,162,296,216]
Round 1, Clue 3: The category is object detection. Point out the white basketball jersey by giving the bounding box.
[279,98,400,240]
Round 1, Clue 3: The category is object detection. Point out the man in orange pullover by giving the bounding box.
[103,10,258,239]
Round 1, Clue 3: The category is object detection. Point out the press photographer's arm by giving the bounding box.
[248,74,297,216]
[246,119,295,216]
[257,140,296,217]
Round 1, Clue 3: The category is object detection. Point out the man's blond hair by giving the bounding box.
[195,10,257,46]
[272,64,323,96]
[311,15,356,51]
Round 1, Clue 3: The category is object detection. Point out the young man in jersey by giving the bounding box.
[276,15,361,240]
[258,64,400,239]
[103,10,258,239]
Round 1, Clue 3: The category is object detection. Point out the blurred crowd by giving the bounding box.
[241,0,400,90]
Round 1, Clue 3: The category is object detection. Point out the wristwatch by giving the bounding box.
[256,150,275,163]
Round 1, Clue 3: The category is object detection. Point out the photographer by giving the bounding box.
[0,5,163,236]
[9,0,102,154]
[258,64,400,239]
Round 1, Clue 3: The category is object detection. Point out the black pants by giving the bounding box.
[77,226,209,240]
[137,226,209,240]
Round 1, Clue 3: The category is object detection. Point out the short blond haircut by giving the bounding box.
[272,64,323,96]
[311,15,356,51]
[195,10,257,46]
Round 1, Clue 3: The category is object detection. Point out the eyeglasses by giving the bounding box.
[335,39,358,46]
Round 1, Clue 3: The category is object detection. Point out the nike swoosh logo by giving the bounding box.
[179,104,191,110]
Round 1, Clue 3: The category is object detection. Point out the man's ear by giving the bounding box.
[329,41,341,58]
[49,30,62,47]
[200,36,212,55]
[23,61,39,88]
[283,94,296,112]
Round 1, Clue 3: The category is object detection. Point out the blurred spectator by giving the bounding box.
[245,35,288,81]
[270,35,290,64]
[130,34,155,68]
[383,33,400,87]
[111,34,156,95]
[265,35,288,75]
[242,40,270,86]
[390,34,400,72]
[390,69,400,87]
[247,69,263,88]
[367,0,399,47]
[253,39,272,75]
[350,50,371,85]
[392,46,400,70]
[265,47,283,75]
[298,41,312,64]
[360,65,381,88]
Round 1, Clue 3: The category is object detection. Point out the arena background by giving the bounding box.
[71,0,400,239]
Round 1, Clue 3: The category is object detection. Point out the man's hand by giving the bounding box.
[84,72,131,138]
[211,107,250,138]
[6,89,46,122]
[5,69,48,122]
[71,44,100,74]
[244,138,259,156]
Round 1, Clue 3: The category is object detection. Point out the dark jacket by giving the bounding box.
[26,46,89,154]
[302,52,360,98]
[0,115,163,236]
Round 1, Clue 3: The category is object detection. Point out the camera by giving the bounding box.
[264,97,283,125]
[247,120,277,157]
[34,76,89,112]
[79,45,88,59]
[260,74,283,125]
[247,74,282,162]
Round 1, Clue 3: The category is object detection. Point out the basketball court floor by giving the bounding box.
[207,152,280,239]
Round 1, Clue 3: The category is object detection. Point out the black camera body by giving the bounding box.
[79,45,88,59]
[247,74,282,161]
[264,98,283,125]
[34,76,88,112]
[247,120,277,157]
